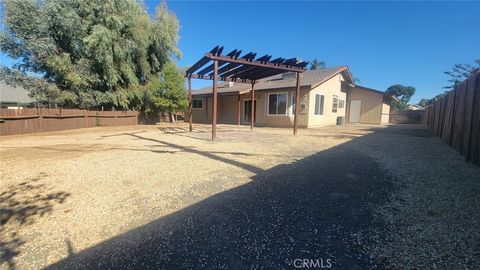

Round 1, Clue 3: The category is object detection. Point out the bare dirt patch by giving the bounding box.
[1,123,479,269]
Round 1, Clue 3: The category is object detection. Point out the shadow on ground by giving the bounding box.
[0,173,70,270]
[42,125,420,270]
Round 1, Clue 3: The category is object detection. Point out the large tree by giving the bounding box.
[444,59,480,89]
[386,84,416,111]
[309,59,326,70]
[0,0,182,110]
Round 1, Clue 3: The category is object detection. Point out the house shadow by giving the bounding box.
[43,125,425,270]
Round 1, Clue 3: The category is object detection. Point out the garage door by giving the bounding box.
[349,100,361,123]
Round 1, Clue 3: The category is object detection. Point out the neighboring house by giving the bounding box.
[191,66,396,127]
[408,104,424,111]
[0,82,34,108]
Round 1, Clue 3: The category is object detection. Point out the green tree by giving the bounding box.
[0,0,180,109]
[309,59,326,70]
[444,59,480,89]
[149,61,188,120]
[386,84,416,112]
[418,98,430,107]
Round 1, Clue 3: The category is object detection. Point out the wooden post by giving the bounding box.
[188,77,193,132]
[237,93,241,125]
[293,72,301,135]
[84,109,88,128]
[39,107,44,132]
[212,60,218,140]
[251,82,255,130]
[113,106,117,126]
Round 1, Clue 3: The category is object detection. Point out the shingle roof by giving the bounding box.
[0,82,34,103]
[192,66,351,96]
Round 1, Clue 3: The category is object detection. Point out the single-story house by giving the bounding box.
[190,66,397,127]
[0,82,34,108]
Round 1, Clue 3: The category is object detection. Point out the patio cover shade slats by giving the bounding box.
[185,46,307,83]
[185,46,307,140]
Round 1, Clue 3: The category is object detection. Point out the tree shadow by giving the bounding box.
[43,126,419,270]
[0,173,70,270]
[120,132,264,174]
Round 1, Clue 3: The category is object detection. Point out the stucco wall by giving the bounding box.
[346,87,384,124]
[191,88,310,128]
[253,88,309,128]
[381,100,391,124]
[307,74,347,127]
[191,96,211,123]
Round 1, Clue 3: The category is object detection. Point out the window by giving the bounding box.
[192,98,203,109]
[332,95,338,113]
[268,93,288,115]
[314,94,324,115]
[339,100,345,109]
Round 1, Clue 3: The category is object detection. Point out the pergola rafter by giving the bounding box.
[185,46,307,140]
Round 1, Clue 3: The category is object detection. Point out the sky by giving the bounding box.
[1,1,480,104]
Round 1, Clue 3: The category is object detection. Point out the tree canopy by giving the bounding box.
[309,59,326,70]
[0,0,184,111]
[386,84,416,112]
[444,59,480,89]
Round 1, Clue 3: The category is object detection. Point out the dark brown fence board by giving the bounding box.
[423,71,480,167]
[0,108,138,136]
[467,75,480,165]
[451,81,467,152]
[441,91,455,143]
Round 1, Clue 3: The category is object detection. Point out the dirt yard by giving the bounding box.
[1,124,479,269]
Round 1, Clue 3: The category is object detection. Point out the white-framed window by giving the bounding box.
[192,98,203,109]
[314,94,324,115]
[332,95,339,113]
[268,92,288,115]
[339,99,345,109]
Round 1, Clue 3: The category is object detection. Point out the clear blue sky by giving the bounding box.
[2,1,479,104]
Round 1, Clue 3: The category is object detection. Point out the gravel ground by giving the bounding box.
[1,123,479,269]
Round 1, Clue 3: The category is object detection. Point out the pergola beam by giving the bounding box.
[188,73,254,84]
[251,82,255,130]
[212,60,218,140]
[185,46,306,140]
[205,54,305,73]
[293,72,302,135]
[188,77,192,132]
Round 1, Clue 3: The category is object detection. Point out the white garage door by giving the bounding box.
[349,100,361,123]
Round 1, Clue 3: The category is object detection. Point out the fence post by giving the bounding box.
[39,107,45,132]
[113,107,117,125]
[84,109,88,128]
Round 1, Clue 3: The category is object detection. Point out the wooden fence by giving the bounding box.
[0,108,138,136]
[423,71,480,166]
[389,111,423,124]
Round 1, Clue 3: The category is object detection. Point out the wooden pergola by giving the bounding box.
[185,46,307,140]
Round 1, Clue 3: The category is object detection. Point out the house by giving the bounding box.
[408,104,424,111]
[0,82,34,108]
[190,66,396,127]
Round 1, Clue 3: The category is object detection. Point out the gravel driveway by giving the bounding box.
[1,124,479,269]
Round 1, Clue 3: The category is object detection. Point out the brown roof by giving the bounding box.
[192,66,352,96]
[348,84,400,102]
[0,82,34,103]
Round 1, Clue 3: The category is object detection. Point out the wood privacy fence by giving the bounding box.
[423,71,480,166]
[0,108,138,136]
[389,111,423,124]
